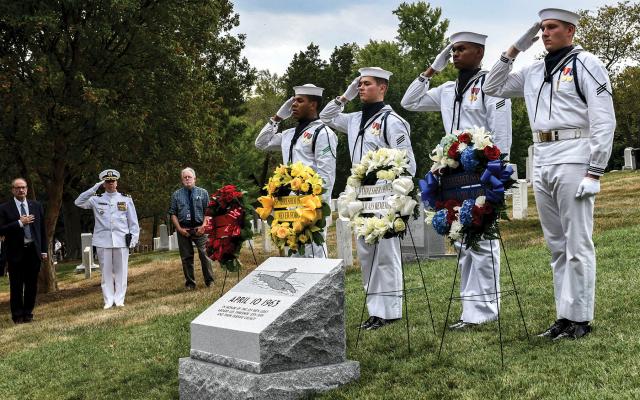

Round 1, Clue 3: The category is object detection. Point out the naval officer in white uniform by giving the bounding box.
[401,32,513,329]
[75,169,140,309]
[255,84,337,258]
[320,67,416,330]
[483,8,615,340]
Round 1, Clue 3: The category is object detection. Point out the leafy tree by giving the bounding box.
[0,0,254,291]
[576,1,640,73]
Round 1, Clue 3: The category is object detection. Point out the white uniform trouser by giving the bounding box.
[96,247,129,307]
[533,163,595,322]
[455,240,500,324]
[357,237,403,320]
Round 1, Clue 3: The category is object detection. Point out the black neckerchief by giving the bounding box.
[288,117,317,163]
[544,45,574,82]
[533,45,575,122]
[359,102,385,131]
[456,67,481,101]
[450,67,482,133]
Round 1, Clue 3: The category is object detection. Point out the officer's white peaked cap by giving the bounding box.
[539,8,580,26]
[449,31,488,46]
[100,169,120,181]
[358,67,393,80]
[294,84,324,97]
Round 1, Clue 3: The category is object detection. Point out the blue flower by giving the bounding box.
[459,199,475,227]
[460,146,479,172]
[432,209,450,235]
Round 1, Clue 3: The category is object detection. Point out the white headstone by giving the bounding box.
[262,227,272,253]
[159,224,169,250]
[180,257,359,399]
[153,237,160,251]
[82,247,92,279]
[335,218,353,267]
[526,145,534,183]
[330,198,337,212]
[75,233,99,273]
[256,219,263,234]
[401,203,449,260]
[623,147,637,170]
[169,232,178,250]
[512,179,528,219]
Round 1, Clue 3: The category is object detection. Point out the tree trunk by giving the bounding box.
[38,178,63,293]
[62,193,83,259]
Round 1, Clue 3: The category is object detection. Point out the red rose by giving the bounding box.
[471,206,483,226]
[483,145,501,160]
[447,142,460,159]
[458,132,471,144]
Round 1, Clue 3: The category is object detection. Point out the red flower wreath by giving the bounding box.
[204,185,254,272]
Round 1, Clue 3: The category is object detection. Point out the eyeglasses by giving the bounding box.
[12,186,27,190]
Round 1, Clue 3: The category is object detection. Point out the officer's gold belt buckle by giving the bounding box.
[537,130,558,142]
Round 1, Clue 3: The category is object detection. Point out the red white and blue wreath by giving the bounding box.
[419,127,514,249]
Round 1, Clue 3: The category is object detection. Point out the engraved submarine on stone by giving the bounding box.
[257,268,297,293]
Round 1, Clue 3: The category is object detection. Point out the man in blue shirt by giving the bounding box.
[169,167,213,289]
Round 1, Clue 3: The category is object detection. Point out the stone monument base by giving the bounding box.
[179,357,360,400]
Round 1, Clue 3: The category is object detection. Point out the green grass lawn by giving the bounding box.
[1,171,639,399]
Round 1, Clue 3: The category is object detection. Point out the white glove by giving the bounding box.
[575,177,600,198]
[513,22,541,52]
[431,43,453,72]
[275,97,295,120]
[342,77,360,101]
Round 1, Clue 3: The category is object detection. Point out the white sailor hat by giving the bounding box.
[449,31,487,46]
[293,84,324,97]
[358,67,393,80]
[538,8,580,26]
[99,169,120,181]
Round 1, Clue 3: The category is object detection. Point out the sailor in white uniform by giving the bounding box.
[401,32,513,329]
[255,84,337,258]
[75,169,140,309]
[483,8,615,340]
[320,67,416,330]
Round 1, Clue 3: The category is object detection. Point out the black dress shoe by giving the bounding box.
[553,323,592,341]
[538,319,571,338]
[360,316,377,329]
[205,280,214,287]
[365,317,386,330]
[13,316,24,324]
[23,315,33,323]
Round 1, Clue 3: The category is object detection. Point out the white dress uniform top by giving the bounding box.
[320,67,416,320]
[75,170,140,308]
[401,32,512,324]
[483,10,615,322]
[255,84,338,258]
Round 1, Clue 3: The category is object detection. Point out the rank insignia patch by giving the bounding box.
[117,202,127,211]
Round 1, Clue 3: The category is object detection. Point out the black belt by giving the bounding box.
[23,242,35,248]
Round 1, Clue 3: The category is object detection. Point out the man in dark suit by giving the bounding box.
[0,178,48,324]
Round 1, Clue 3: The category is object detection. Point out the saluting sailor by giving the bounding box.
[75,169,140,309]
[320,67,416,330]
[401,32,513,330]
[255,83,337,258]
[483,8,615,340]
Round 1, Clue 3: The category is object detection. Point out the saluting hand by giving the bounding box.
[513,22,541,52]
[342,77,360,101]
[431,43,453,72]
[275,97,295,120]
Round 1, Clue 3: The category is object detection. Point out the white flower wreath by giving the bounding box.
[338,148,418,245]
